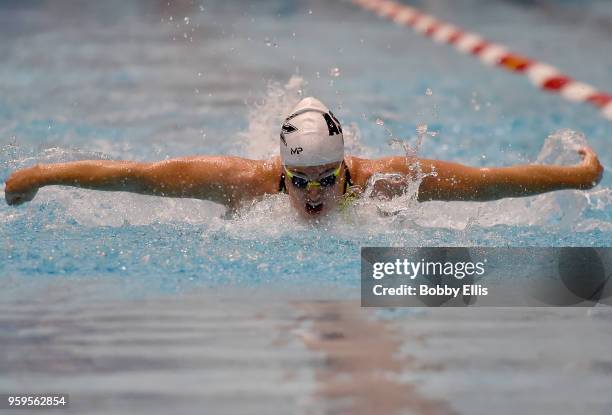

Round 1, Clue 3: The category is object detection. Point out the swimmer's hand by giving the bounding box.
[575,146,603,189]
[5,165,40,206]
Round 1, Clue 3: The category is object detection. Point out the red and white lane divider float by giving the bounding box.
[352,0,612,121]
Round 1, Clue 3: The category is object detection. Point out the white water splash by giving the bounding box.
[234,76,305,160]
[2,81,609,239]
[233,75,373,161]
[49,188,224,227]
[307,128,606,235]
[403,129,601,231]
[536,128,586,165]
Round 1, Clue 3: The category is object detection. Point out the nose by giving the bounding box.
[306,183,322,199]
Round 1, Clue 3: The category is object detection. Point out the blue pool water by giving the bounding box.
[1,0,611,287]
[1,1,612,414]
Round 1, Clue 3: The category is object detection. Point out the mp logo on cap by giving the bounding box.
[279,97,345,167]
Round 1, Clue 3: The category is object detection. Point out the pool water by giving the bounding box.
[1,1,612,414]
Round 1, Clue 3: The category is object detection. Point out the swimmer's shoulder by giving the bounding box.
[244,156,283,195]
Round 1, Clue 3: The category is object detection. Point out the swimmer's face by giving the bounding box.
[284,161,346,219]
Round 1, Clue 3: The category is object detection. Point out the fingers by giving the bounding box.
[4,168,34,205]
[5,174,38,205]
[577,146,599,168]
[5,189,37,206]
[5,188,23,206]
[7,196,22,206]
[5,191,21,206]
[577,146,594,159]
[576,146,603,188]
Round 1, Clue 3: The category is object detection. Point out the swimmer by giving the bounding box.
[4,97,604,218]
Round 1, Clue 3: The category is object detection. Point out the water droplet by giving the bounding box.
[184,16,190,24]
[416,123,428,135]
[388,137,401,146]
[428,131,439,137]
[264,37,277,47]
[329,67,341,77]
[197,72,202,77]
[308,9,313,14]
[376,118,384,126]
[183,32,188,39]
[425,88,433,96]
[315,71,320,78]
[169,15,173,21]
[199,5,204,11]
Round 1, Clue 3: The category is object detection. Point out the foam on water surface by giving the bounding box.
[2,71,611,288]
[1,2,612,414]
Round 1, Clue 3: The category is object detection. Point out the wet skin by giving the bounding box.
[4,147,604,217]
[284,161,348,219]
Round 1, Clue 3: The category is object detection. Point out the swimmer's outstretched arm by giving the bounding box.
[364,147,603,202]
[4,156,278,207]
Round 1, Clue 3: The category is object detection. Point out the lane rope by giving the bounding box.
[352,0,612,121]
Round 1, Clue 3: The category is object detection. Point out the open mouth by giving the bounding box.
[305,201,324,215]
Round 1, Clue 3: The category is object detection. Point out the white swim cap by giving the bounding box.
[280,97,344,167]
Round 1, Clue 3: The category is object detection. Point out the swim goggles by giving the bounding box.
[284,163,342,190]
